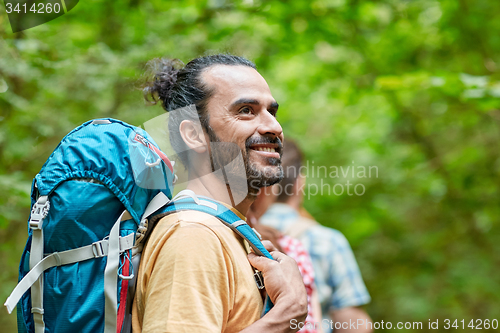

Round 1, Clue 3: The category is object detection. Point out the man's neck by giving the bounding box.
[284,195,301,212]
[186,173,254,217]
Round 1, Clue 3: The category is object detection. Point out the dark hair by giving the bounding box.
[143,54,256,167]
[276,139,304,202]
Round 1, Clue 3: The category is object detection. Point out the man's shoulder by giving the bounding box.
[147,209,247,255]
[156,209,226,228]
[146,211,224,252]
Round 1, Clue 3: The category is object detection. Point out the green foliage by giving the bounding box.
[1,0,499,331]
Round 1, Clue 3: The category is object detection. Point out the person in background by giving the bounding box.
[260,139,373,333]
[248,190,323,333]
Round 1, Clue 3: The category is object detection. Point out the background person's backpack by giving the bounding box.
[4,118,274,333]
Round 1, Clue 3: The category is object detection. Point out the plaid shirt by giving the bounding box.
[261,204,371,325]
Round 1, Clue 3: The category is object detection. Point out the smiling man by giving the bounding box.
[132,54,307,333]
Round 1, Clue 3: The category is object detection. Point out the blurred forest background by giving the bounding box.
[1,0,499,331]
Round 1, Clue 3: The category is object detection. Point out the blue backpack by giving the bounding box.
[4,118,273,333]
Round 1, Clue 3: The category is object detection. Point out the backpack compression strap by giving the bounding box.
[160,193,275,315]
[28,195,50,333]
[5,192,171,333]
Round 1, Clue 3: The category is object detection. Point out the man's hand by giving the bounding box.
[247,244,306,308]
[241,241,308,332]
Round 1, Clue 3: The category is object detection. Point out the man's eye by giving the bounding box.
[239,107,252,115]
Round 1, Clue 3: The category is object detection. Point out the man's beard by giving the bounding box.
[205,125,284,196]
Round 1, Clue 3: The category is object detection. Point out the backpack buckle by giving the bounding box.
[135,218,148,244]
[254,270,265,290]
[29,196,50,230]
[31,307,44,315]
[92,241,106,258]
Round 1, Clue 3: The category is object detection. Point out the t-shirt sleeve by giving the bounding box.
[140,221,234,333]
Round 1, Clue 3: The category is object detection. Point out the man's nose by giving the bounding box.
[258,111,283,138]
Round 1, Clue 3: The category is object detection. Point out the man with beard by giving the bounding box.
[131,54,308,333]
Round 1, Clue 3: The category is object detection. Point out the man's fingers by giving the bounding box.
[248,250,293,270]
[248,252,277,272]
[249,241,278,255]
[268,250,289,263]
[248,244,291,265]
[261,240,278,252]
[247,252,264,270]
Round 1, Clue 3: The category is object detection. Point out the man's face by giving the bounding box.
[201,65,284,193]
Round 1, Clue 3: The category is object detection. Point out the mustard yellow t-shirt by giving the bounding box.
[132,209,263,333]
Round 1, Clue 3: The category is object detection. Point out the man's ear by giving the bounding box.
[179,120,208,153]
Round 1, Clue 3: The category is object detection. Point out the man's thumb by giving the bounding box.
[247,252,269,271]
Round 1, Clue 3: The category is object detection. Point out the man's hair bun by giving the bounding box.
[143,58,184,109]
[141,54,256,167]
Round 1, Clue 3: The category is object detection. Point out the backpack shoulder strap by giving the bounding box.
[157,190,275,315]
[161,196,273,260]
